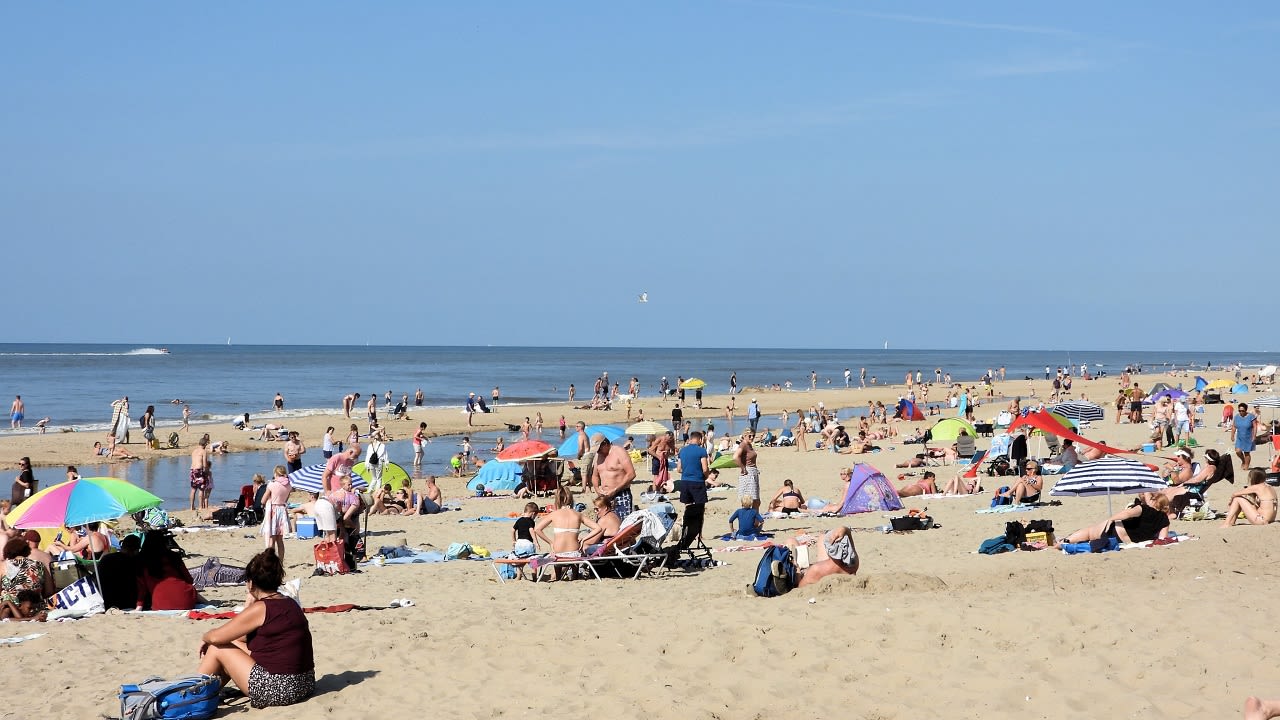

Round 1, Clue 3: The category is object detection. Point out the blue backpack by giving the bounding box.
[119,674,220,720]
[752,545,797,597]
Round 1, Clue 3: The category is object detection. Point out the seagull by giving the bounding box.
[638,292,648,303]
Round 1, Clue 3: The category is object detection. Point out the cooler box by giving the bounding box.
[296,517,318,539]
[1141,443,1156,453]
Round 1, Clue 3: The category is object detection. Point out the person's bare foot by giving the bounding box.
[1242,696,1280,720]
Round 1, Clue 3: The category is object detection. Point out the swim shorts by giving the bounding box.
[11,412,22,423]
[189,468,208,490]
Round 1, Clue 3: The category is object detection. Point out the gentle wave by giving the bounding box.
[0,347,171,357]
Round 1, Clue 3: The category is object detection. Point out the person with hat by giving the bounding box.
[747,398,761,434]
[590,433,636,520]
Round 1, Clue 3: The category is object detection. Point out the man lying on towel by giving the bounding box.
[781,527,859,587]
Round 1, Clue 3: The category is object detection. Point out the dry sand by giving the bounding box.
[3,375,1277,719]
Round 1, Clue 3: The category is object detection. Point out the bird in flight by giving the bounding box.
[638,292,648,303]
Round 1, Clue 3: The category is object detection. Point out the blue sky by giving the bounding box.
[3,3,1276,350]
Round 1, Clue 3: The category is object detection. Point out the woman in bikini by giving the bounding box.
[1000,461,1044,505]
[581,496,621,548]
[533,486,600,555]
[896,471,938,498]
[1221,468,1278,528]
[768,479,807,514]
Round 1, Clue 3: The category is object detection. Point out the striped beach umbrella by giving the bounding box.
[1250,396,1280,409]
[1050,401,1105,423]
[1050,456,1165,514]
[288,463,368,494]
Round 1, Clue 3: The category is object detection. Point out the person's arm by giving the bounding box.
[1107,505,1143,524]
[699,455,710,482]
[533,516,553,549]
[201,600,266,648]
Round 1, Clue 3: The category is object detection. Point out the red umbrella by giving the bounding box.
[497,440,554,462]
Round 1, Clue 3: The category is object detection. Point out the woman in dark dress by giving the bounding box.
[10,457,35,507]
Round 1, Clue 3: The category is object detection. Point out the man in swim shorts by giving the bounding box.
[591,434,636,520]
[190,436,210,512]
[10,395,23,429]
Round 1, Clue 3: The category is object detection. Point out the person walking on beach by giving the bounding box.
[1232,402,1258,470]
[558,415,567,441]
[10,396,23,429]
[181,404,190,433]
[322,427,336,459]
[747,398,761,434]
[859,367,866,388]
[793,410,808,452]
[190,436,211,512]
[844,368,851,388]
[568,384,576,402]
[412,422,428,467]
[284,432,305,474]
[629,377,638,398]
[729,372,737,395]
[366,394,378,432]
[262,466,291,563]
[671,403,683,433]
[810,371,818,391]
[342,393,359,419]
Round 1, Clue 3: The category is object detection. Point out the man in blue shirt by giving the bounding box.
[668,431,712,563]
[747,399,761,434]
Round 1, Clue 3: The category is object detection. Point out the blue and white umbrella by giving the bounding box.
[1250,396,1280,409]
[1050,456,1165,514]
[288,462,368,494]
[1049,401,1105,423]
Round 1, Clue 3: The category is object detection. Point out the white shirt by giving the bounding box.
[1174,401,1189,423]
[314,497,338,532]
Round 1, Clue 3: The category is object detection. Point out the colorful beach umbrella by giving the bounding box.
[555,425,626,458]
[625,420,668,436]
[289,463,368,494]
[928,417,977,443]
[352,461,411,492]
[1205,379,1235,390]
[497,440,555,462]
[678,378,707,390]
[7,477,162,529]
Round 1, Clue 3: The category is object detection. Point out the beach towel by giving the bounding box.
[974,505,1036,514]
[0,633,45,645]
[718,532,773,542]
[187,603,367,620]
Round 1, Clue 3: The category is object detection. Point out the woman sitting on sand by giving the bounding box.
[1221,468,1278,528]
[197,548,314,709]
[768,479,806,514]
[1059,494,1171,545]
[897,471,938,497]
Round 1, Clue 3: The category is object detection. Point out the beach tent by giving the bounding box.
[1147,382,1173,395]
[895,399,925,421]
[1194,376,1208,392]
[929,417,977,443]
[1232,383,1250,394]
[467,461,523,493]
[837,464,903,516]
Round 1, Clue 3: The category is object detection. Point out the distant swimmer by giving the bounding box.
[274,392,285,411]
[170,399,183,405]
[638,292,648,303]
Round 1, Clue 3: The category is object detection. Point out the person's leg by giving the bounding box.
[1244,697,1280,720]
[1220,498,1247,528]
[1064,521,1109,543]
[198,645,255,693]
[272,533,285,565]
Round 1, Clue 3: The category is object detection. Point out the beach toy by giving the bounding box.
[295,516,318,539]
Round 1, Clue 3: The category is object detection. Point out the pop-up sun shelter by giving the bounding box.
[895,399,925,421]
[837,463,903,515]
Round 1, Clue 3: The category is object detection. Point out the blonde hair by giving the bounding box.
[273,465,288,478]
[252,473,266,485]
[741,496,753,508]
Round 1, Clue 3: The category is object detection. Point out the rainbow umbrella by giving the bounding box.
[497,440,555,462]
[7,477,162,529]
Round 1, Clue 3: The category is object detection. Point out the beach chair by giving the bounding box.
[957,449,986,472]
[491,524,650,584]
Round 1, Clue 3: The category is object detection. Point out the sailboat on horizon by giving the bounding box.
[883,340,888,350]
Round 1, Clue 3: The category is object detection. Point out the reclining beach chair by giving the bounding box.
[492,524,653,584]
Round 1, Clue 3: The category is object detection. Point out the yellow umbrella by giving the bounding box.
[678,378,707,390]
[1205,379,1235,390]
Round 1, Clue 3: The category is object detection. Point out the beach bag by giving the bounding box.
[313,540,349,576]
[752,545,796,597]
[445,543,473,560]
[987,455,1013,477]
[990,487,1012,508]
[211,507,239,526]
[119,674,219,720]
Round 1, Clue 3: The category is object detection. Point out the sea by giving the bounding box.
[1,343,1270,506]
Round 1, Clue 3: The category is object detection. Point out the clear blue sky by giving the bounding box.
[3,3,1276,350]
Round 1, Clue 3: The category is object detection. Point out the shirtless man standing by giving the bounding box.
[366,393,378,432]
[189,436,210,512]
[590,434,637,521]
[284,431,306,474]
[342,392,360,419]
[10,395,23,429]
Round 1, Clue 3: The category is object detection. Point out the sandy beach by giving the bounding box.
[3,374,1277,719]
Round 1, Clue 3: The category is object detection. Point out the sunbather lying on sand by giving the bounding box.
[777,526,859,588]
[897,471,938,497]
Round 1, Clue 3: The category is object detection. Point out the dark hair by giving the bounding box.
[16,589,42,606]
[4,537,30,559]
[120,534,142,553]
[245,548,285,592]
[140,530,182,576]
